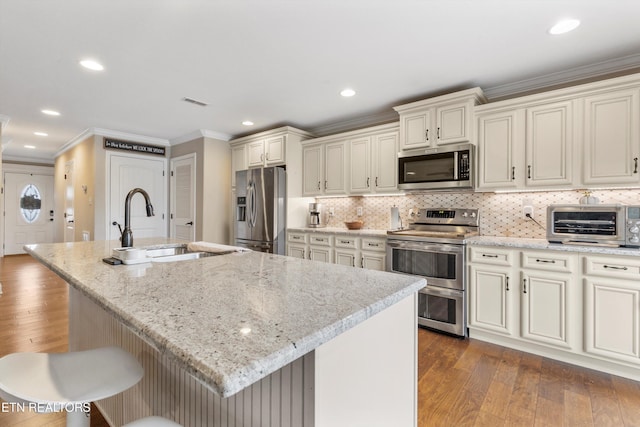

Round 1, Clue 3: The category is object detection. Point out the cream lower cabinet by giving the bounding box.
[468,247,576,351]
[287,231,385,271]
[469,244,640,381]
[583,255,640,365]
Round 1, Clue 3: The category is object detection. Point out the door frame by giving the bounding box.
[170,153,197,240]
[2,163,55,257]
[104,150,169,242]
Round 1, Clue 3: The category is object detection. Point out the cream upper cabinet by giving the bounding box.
[526,100,573,187]
[302,144,323,196]
[247,135,286,168]
[324,141,346,194]
[302,141,346,196]
[394,88,486,150]
[303,123,398,197]
[582,88,640,185]
[231,144,247,187]
[349,130,399,195]
[476,101,573,191]
[476,110,522,190]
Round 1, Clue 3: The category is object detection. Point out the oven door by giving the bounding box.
[418,286,465,337]
[386,239,464,290]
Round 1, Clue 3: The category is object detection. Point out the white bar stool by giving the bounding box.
[0,346,144,427]
[123,416,183,426]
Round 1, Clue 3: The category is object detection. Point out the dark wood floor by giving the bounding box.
[1,254,640,426]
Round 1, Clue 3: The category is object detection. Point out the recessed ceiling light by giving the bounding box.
[242,121,254,126]
[80,59,104,71]
[34,131,48,136]
[549,19,580,35]
[340,88,356,97]
[24,145,36,149]
[41,109,60,116]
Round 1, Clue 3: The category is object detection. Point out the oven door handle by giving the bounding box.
[420,285,463,299]
[387,240,464,254]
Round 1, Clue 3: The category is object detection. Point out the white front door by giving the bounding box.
[4,173,55,254]
[109,154,167,243]
[64,160,75,242]
[170,154,196,241]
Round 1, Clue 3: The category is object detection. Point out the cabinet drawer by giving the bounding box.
[468,246,513,266]
[288,232,307,243]
[309,234,332,246]
[335,236,358,249]
[521,251,574,273]
[584,255,640,279]
[361,238,386,252]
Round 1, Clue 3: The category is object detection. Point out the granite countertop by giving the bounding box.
[287,227,388,238]
[467,236,640,257]
[25,238,424,398]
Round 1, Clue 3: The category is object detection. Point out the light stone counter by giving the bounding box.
[25,238,424,398]
[288,227,388,238]
[467,235,640,256]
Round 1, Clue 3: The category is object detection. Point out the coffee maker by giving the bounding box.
[308,203,324,228]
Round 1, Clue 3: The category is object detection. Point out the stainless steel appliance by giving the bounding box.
[398,143,473,191]
[235,167,286,254]
[547,204,640,247]
[387,208,479,337]
[308,203,324,228]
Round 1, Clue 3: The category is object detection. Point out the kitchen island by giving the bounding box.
[25,239,425,427]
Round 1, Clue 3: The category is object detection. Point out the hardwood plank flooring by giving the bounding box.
[2,254,640,426]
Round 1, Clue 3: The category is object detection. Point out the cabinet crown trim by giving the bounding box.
[393,87,487,114]
[230,126,315,145]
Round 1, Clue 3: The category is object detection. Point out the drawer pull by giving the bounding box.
[604,265,628,271]
[368,243,379,247]
[340,240,351,244]
[536,259,556,264]
[482,254,499,258]
[506,276,510,291]
[523,278,527,294]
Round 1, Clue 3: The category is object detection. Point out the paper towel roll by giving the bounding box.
[390,206,400,230]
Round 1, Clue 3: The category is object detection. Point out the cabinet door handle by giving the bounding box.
[523,278,527,294]
[361,257,364,268]
[324,180,328,190]
[634,157,638,174]
[511,166,515,180]
[506,276,510,291]
[367,177,370,188]
[375,177,378,187]
[482,254,499,258]
[528,165,532,179]
[536,259,556,264]
[317,181,321,190]
[604,265,628,271]
[437,127,440,139]
[425,129,429,141]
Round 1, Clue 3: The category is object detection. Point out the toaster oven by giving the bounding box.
[547,204,640,247]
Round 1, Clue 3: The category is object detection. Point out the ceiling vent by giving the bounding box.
[182,97,208,107]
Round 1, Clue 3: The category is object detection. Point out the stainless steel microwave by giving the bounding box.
[547,204,640,247]
[397,143,473,191]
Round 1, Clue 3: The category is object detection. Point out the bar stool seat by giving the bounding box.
[0,346,144,427]
[123,416,183,426]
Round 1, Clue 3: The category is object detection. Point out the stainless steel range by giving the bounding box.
[386,208,479,337]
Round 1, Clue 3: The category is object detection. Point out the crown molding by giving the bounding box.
[229,126,315,144]
[306,110,399,138]
[171,129,232,146]
[56,127,171,158]
[2,154,55,165]
[484,53,640,100]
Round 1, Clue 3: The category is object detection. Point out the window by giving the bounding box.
[20,184,42,223]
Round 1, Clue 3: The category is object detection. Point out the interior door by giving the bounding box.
[64,160,75,242]
[4,173,55,254]
[109,155,167,243]
[170,154,196,241]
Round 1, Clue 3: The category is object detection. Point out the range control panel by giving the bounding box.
[414,208,479,227]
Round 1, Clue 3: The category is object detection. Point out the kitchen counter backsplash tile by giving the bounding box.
[317,188,640,238]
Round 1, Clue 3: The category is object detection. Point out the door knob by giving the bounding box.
[186,221,194,226]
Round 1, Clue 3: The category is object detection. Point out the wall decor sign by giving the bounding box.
[104,138,166,156]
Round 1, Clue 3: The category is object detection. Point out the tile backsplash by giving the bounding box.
[317,189,640,238]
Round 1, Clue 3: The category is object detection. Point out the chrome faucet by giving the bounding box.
[121,188,154,247]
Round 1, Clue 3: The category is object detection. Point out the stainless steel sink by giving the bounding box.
[144,245,229,263]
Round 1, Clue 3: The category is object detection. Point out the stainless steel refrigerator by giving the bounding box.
[235,167,286,254]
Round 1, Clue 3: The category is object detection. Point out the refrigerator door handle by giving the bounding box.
[247,181,254,228]
[251,182,258,228]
